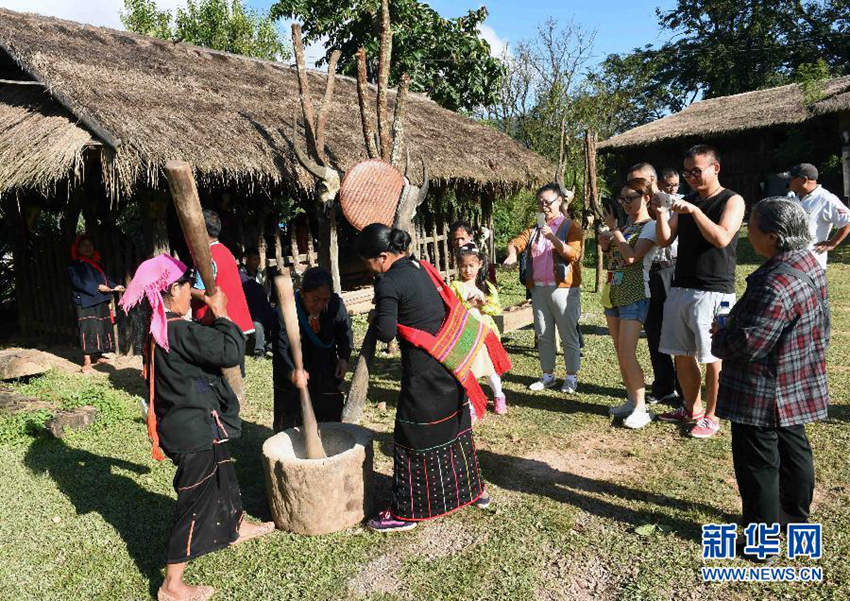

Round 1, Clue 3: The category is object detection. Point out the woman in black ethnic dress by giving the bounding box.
[357,224,487,533]
[67,234,124,373]
[272,267,353,432]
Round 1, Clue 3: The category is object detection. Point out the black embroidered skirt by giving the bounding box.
[75,302,114,354]
[166,443,243,564]
[390,346,484,521]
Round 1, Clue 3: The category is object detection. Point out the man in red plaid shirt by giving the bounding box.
[712,197,830,561]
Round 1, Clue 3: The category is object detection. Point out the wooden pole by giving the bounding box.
[584,131,604,293]
[273,272,326,459]
[376,0,393,161]
[164,160,245,404]
[840,112,850,202]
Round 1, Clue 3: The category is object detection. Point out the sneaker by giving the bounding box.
[367,510,417,533]
[529,374,557,391]
[623,408,653,429]
[657,406,704,424]
[493,394,507,415]
[473,490,491,509]
[647,391,679,405]
[689,416,720,439]
[609,399,635,418]
[560,375,578,394]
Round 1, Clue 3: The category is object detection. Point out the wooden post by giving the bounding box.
[585,131,604,293]
[439,215,450,278]
[306,221,317,267]
[840,112,850,202]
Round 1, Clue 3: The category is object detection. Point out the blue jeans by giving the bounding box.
[604,298,650,323]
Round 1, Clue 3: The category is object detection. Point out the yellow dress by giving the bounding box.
[448,279,502,379]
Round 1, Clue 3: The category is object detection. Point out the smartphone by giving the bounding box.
[655,191,676,210]
[536,212,546,228]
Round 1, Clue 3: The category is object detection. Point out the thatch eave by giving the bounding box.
[599,76,850,152]
[0,8,553,201]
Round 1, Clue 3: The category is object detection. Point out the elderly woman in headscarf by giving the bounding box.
[68,234,124,373]
[712,197,830,562]
[120,254,272,601]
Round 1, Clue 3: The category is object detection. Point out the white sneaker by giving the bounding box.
[529,374,557,391]
[623,409,653,429]
[609,399,635,417]
[560,375,578,394]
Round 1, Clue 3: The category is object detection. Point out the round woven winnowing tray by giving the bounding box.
[339,159,406,231]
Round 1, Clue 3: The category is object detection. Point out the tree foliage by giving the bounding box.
[120,0,289,61]
[269,0,504,112]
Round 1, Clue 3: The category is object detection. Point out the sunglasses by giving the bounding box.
[617,194,642,204]
[682,164,716,179]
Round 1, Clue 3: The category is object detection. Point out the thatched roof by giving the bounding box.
[599,75,850,151]
[0,8,552,198]
[0,85,92,195]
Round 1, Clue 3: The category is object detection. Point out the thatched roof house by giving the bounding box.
[0,8,551,200]
[599,76,850,203]
[0,7,553,343]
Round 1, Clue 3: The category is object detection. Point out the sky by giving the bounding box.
[0,0,678,68]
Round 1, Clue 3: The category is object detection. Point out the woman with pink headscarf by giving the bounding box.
[120,254,272,601]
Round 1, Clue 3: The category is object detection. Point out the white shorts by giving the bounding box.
[659,287,735,364]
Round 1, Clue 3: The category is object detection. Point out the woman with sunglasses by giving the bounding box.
[600,178,659,429]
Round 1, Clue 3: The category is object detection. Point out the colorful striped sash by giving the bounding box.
[396,260,511,418]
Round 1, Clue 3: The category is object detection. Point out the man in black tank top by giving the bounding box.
[653,145,746,439]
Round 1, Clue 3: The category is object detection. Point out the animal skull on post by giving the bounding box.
[290,24,342,291]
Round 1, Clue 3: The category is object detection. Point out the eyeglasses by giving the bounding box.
[617,194,642,204]
[537,197,561,207]
[681,164,716,179]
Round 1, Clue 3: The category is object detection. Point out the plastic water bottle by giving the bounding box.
[716,301,731,329]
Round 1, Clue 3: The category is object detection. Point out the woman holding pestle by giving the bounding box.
[120,254,273,601]
[356,224,491,533]
[272,267,354,432]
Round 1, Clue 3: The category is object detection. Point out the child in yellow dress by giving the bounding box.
[449,243,507,415]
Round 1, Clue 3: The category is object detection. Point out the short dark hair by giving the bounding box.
[685,144,721,164]
[536,183,562,198]
[449,220,473,236]
[628,162,657,181]
[244,247,260,258]
[203,209,222,238]
[355,223,411,258]
[660,167,678,180]
[300,267,333,293]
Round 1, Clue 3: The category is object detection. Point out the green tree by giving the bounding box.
[269,0,504,112]
[120,0,171,39]
[120,0,289,62]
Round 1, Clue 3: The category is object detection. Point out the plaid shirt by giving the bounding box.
[713,250,830,427]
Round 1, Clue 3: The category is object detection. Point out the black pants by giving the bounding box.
[731,422,815,529]
[646,265,678,398]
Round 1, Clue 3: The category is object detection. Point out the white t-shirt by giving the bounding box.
[637,221,659,297]
[798,185,850,268]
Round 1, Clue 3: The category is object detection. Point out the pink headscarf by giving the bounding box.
[119,254,188,351]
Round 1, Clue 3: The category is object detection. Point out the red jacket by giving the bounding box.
[193,242,254,335]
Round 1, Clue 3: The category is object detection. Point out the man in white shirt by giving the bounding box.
[786,163,850,269]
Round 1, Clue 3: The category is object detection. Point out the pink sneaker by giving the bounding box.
[493,394,507,415]
[367,510,417,533]
[657,406,704,424]
[690,416,720,439]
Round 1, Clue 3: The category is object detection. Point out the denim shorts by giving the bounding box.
[604,298,650,323]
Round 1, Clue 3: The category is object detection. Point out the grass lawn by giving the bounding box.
[2,232,849,601]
